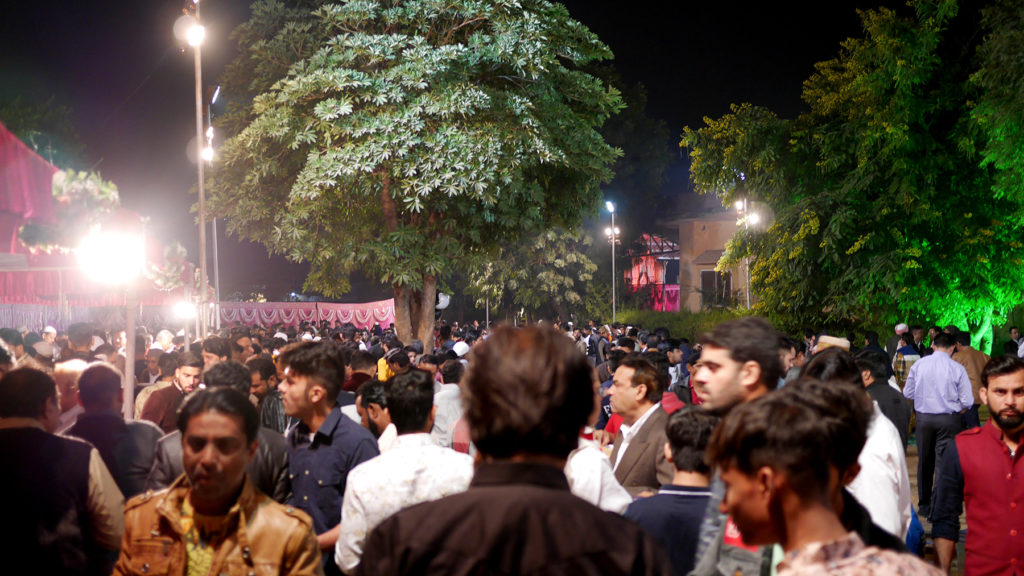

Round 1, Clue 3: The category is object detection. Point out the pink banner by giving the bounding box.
[219,300,395,330]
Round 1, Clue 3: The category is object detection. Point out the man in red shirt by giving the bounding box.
[932,355,1024,574]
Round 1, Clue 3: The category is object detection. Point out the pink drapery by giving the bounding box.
[219,300,396,330]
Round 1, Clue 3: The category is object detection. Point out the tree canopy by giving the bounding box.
[209,0,622,343]
[682,0,1024,342]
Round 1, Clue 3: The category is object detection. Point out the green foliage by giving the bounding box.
[616,307,748,341]
[682,0,1024,333]
[209,0,622,341]
[18,169,120,253]
[0,96,86,168]
[467,228,597,319]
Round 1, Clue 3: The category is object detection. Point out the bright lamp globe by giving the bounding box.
[77,232,145,285]
[186,24,205,47]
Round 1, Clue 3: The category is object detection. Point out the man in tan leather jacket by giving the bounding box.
[113,387,322,575]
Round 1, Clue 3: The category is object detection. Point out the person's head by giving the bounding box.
[462,326,592,460]
[230,329,254,364]
[609,354,665,424]
[439,325,452,341]
[77,362,123,412]
[0,368,60,432]
[278,341,345,422]
[706,379,870,546]
[156,329,175,349]
[416,353,439,377]
[67,323,93,351]
[41,326,57,344]
[955,331,971,348]
[894,323,908,335]
[665,339,684,365]
[203,361,252,395]
[350,350,378,377]
[201,336,230,368]
[1012,327,1021,342]
[385,347,411,373]
[980,356,1024,435]
[176,387,259,514]
[777,333,797,374]
[145,348,163,375]
[932,331,956,352]
[439,358,464,385]
[695,317,782,414]
[853,349,888,387]
[340,324,357,342]
[864,330,880,347]
[664,406,718,475]
[246,357,278,399]
[0,328,24,356]
[176,351,204,393]
[614,336,635,352]
[386,369,435,435]
[54,359,88,413]
[157,351,180,380]
[928,326,942,340]
[800,347,861,387]
[900,332,916,347]
[356,379,390,437]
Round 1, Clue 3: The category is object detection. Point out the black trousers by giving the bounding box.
[915,412,961,516]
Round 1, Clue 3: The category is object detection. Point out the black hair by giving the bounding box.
[666,406,718,474]
[701,317,783,390]
[179,350,205,370]
[853,349,888,385]
[932,332,956,349]
[246,356,277,382]
[279,341,345,404]
[386,369,435,434]
[0,368,56,418]
[982,355,1024,388]
[357,379,387,409]
[203,361,252,394]
[77,362,122,408]
[801,348,861,387]
[202,336,232,360]
[177,387,260,443]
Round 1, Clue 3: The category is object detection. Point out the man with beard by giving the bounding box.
[932,355,1024,574]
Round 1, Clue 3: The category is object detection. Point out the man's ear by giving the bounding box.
[663,441,674,463]
[739,360,763,391]
[755,466,775,500]
[979,386,989,406]
[841,462,861,486]
[308,383,326,405]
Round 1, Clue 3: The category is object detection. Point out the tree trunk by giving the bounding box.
[414,276,437,351]
[968,314,994,355]
[393,284,413,343]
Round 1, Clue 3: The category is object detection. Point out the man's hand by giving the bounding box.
[934,537,956,574]
[317,524,341,551]
[592,429,613,447]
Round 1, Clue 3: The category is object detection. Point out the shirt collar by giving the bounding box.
[619,402,661,443]
[394,432,436,449]
[470,461,570,491]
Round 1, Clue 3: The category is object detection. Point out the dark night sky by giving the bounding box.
[0,0,900,301]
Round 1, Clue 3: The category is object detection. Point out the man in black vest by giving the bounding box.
[0,367,125,575]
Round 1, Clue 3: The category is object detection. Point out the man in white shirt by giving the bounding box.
[335,369,473,574]
[608,354,674,496]
[430,359,464,448]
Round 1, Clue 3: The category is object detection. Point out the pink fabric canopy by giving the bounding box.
[219,300,396,330]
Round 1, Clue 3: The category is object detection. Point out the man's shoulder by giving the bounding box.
[127,419,165,438]
[252,493,315,530]
[124,486,173,515]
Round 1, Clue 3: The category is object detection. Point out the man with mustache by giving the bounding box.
[932,355,1024,574]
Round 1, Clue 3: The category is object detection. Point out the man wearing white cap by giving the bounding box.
[886,323,909,361]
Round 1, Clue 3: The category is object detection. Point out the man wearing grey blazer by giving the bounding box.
[609,354,675,496]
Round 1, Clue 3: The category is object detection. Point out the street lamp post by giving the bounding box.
[735,198,759,309]
[185,2,210,338]
[604,201,619,324]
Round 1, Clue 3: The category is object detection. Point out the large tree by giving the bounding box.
[208,0,622,343]
[682,0,1024,344]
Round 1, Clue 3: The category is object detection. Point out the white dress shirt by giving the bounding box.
[335,433,473,573]
[565,437,633,514]
[431,383,463,448]
[613,402,661,471]
[847,403,912,540]
[377,422,399,452]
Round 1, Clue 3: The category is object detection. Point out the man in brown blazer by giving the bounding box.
[609,354,674,496]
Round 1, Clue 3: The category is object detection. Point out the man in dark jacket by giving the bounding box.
[66,362,164,499]
[145,361,291,503]
[854,350,911,450]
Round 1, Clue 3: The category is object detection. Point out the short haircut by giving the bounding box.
[340,324,357,341]
[406,340,424,355]
[350,351,377,371]
[782,378,873,474]
[616,337,635,350]
[77,363,122,408]
[707,378,870,500]
[955,332,971,347]
[440,359,464,384]
[777,333,796,353]
[620,353,665,403]
[417,353,439,367]
[0,328,23,348]
[932,332,956,349]
[387,349,411,368]
[202,336,232,359]
[439,325,452,340]
[67,323,93,347]
[463,326,592,459]
[665,406,718,474]
[386,369,434,434]
[864,330,879,345]
[178,350,205,370]
[177,387,259,444]
[203,361,252,394]
[246,356,277,382]
[357,379,387,408]
[853,349,888,385]
[157,351,178,376]
[700,317,783,390]
[900,332,915,346]
[982,355,1024,389]
[800,348,861,387]
[279,342,345,404]
[0,368,56,418]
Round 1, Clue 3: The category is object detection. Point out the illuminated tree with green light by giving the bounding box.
[682,0,1024,348]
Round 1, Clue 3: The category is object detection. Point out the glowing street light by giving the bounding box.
[186,23,205,47]
[735,198,761,309]
[605,201,620,323]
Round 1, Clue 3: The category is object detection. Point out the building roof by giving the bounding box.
[693,249,725,266]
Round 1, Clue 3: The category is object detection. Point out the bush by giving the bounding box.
[615,308,750,341]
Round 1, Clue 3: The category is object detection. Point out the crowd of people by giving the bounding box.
[0,315,1020,575]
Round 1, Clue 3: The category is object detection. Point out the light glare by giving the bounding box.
[186,24,205,47]
[77,230,145,285]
